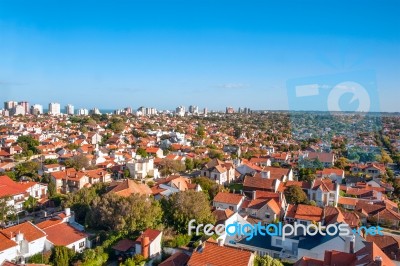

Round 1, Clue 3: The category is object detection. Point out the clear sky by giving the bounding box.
[0,0,399,111]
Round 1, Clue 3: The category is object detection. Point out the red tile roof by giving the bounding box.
[43,223,87,246]
[0,221,46,242]
[187,243,253,266]
[213,192,244,205]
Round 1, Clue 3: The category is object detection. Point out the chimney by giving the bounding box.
[350,234,355,254]
[178,182,181,190]
[141,236,150,259]
[374,256,382,266]
[252,190,256,200]
[217,238,223,246]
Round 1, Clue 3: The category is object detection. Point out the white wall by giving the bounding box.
[0,246,17,264]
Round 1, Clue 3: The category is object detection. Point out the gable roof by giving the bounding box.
[286,204,323,222]
[107,179,152,197]
[43,223,87,246]
[0,221,46,242]
[187,242,253,266]
[213,192,244,205]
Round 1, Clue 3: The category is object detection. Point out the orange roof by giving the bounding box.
[36,218,63,230]
[213,192,243,205]
[0,232,18,251]
[0,221,46,242]
[107,179,152,197]
[43,223,87,246]
[286,204,323,222]
[188,243,253,266]
[0,175,28,197]
[134,228,162,243]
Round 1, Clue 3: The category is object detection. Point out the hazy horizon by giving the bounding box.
[1,0,399,111]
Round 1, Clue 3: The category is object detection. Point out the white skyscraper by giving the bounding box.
[31,104,43,115]
[48,102,61,115]
[175,106,185,117]
[77,108,89,116]
[65,104,74,115]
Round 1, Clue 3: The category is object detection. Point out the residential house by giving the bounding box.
[243,175,281,193]
[294,241,395,266]
[201,159,236,185]
[126,158,160,179]
[134,229,162,259]
[308,178,339,207]
[151,175,201,199]
[285,204,324,226]
[106,179,152,197]
[145,147,164,158]
[303,152,336,168]
[0,222,47,264]
[213,192,245,212]
[317,168,344,184]
[188,242,255,266]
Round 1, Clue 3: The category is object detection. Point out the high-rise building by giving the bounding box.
[65,104,74,115]
[77,108,89,116]
[11,105,25,116]
[4,101,17,111]
[18,101,30,114]
[189,105,199,114]
[30,104,43,115]
[226,107,235,114]
[176,106,185,117]
[89,108,101,115]
[48,102,61,115]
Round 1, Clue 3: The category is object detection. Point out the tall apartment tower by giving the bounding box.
[65,104,74,115]
[48,102,61,115]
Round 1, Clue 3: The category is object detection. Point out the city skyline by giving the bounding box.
[1,1,400,111]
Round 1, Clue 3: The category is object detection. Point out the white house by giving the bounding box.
[126,158,160,179]
[213,192,245,212]
[134,229,162,259]
[0,221,47,264]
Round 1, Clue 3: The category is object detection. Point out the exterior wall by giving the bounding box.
[248,204,277,223]
[26,236,46,257]
[0,246,17,264]
[67,238,87,252]
[149,233,162,257]
[213,198,243,212]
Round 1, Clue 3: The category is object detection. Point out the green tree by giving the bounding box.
[48,178,57,197]
[17,135,39,154]
[164,190,215,233]
[185,158,194,171]
[23,196,38,212]
[192,176,223,200]
[65,154,90,170]
[15,161,40,179]
[136,147,148,158]
[284,185,308,204]
[50,246,75,266]
[88,193,162,233]
[0,196,15,224]
[254,255,284,266]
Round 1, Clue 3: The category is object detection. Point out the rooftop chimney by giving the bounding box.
[252,190,256,200]
[350,234,355,254]
[374,256,382,266]
[217,238,223,246]
[141,236,150,259]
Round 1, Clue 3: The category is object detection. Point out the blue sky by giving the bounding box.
[0,0,399,111]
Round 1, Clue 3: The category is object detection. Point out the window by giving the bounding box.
[79,241,85,248]
[229,206,234,211]
[265,212,270,219]
[275,239,282,246]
